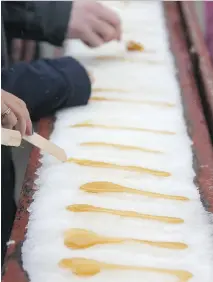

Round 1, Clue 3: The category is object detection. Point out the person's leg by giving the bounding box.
[1,146,16,264]
[2,57,91,121]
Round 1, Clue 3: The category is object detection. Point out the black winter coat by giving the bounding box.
[1,1,93,265]
[1,1,73,67]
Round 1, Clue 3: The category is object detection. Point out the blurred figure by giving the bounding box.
[5,1,121,63]
[1,0,121,264]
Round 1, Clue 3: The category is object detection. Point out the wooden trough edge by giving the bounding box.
[164,1,213,213]
[180,1,213,139]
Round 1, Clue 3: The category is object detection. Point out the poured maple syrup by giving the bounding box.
[59,257,193,282]
[92,88,130,93]
[95,55,127,61]
[127,41,145,52]
[67,204,184,224]
[71,122,176,135]
[95,55,165,65]
[64,228,188,250]
[80,142,163,154]
[90,96,175,107]
[67,158,171,177]
[80,182,189,202]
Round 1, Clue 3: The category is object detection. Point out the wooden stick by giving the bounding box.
[23,133,67,162]
[1,128,22,147]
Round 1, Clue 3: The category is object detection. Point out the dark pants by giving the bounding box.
[1,146,16,264]
[1,57,91,262]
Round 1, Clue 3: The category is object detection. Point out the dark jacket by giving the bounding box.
[1,1,72,67]
[1,1,92,265]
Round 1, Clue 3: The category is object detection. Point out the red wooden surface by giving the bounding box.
[181,1,213,129]
[164,2,213,212]
[2,2,213,281]
[2,118,54,282]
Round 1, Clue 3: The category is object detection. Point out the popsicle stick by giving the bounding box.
[1,128,21,147]
[23,133,67,162]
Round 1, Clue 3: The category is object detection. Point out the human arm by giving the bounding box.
[3,1,121,48]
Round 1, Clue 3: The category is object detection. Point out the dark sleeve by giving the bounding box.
[2,1,72,46]
[2,57,91,121]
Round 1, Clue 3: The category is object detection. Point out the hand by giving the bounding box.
[1,89,33,136]
[68,0,121,47]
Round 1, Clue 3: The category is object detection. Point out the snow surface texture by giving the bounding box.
[22,1,213,282]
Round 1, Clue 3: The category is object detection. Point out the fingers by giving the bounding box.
[1,109,18,130]
[14,115,26,137]
[1,90,32,136]
[69,0,122,47]
[83,16,121,47]
[2,107,32,137]
[9,100,30,136]
[91,17,117,43]
[115,22,122,41]
[1,100,18,129]
[83,27,104,48]
[17,99,31,122]
[26,119,33,136]
[97,3,121,40]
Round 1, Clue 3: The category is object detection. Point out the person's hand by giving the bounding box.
[1,90,33,136]
[68,0,121,47]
